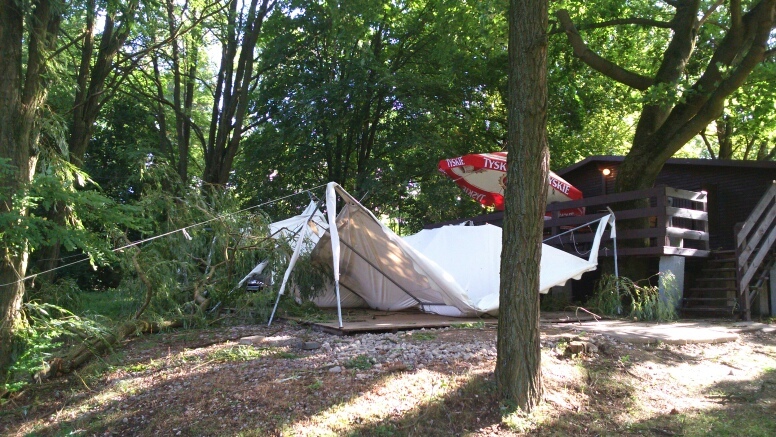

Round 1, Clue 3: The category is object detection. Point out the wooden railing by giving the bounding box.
[543,186,710,257]
[735,181,776,320]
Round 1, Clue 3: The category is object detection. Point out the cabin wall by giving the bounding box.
[560,161,776,250]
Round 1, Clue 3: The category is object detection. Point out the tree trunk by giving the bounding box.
[496,0,547,412]
[36,1,138,278]
[0,0,60,377]
[0,254,28,376]
[36,319,184,380]
[202,0,274,187]
[559,0,776,194]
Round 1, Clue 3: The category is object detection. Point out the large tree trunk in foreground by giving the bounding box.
[0,0,60,377]
[496,0,547,412]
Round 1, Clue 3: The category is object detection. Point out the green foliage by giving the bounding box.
[277,297,334,323]
[343,354,374,370]
[410,331,437,341]
[235,0,506,227]
[207,345,267,363]
[1,153,147,267]
[4,302,111,393]
[587,274,677,322]
[587,274,624,316]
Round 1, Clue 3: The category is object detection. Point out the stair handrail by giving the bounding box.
[736,180,776,319]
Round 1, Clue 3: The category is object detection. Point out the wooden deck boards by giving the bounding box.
[281,309,596,335]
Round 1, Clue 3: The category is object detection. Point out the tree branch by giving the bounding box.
[550,17,672,35]
[555,9,654,91]
[654,0,776,157]
[699,0,725,28]
[700,130,716,159]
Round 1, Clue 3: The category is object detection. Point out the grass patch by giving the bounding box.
[343,354,374,370]
[679,410,776,437]
[272,350,300,360]
[279,298,334,323]
[207,345,267,362]
[451,320,486,329]
[409,331,436,341]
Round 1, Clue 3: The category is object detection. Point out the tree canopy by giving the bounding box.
[1,0,774,383]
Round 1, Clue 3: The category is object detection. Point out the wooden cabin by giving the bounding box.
[430,156,776,320]
[553,156,775,320]
[557,156,776,252]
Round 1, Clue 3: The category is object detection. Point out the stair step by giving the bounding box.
[680,306,737,313]
[712,250,736,255]
[695,277,736,282]
[682,297,736,302]
[706,258,736,264]
[688,287,737,293]
[701,267,737,273]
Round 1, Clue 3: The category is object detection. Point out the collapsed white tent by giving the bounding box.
[269,182,615,327]
[237,200,326,289]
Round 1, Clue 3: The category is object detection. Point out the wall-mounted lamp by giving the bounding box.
[600,168,611,196]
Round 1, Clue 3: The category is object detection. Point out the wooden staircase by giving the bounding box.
[683,180,776,319]
[682,250,739,316]
[735,181,776,320]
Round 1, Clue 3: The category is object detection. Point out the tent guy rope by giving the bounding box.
[0,184,327,289]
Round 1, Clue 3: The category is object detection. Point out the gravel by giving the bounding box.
[251,326,499,371]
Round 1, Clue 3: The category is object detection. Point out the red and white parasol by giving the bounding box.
[438,151,584,216]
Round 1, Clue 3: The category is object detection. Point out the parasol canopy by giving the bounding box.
[438,151,584,216]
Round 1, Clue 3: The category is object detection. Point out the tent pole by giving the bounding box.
[612,232,619,279]
[267,199,326,327]
[335,281,343,328]
[267,291,283,327]
[606,207,619,280]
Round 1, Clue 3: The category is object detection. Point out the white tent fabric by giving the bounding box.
[312,183,480,320]
[302,183,615,323]
[256,183,615,326]
[237,200,326,289]
[269,200,327,242]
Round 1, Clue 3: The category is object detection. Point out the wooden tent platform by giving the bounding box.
[281,309,596,335]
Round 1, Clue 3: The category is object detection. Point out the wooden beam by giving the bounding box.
[737,205,776,266]
[736,181,776,242]
[666,207,708,220]
[665,187,708,202]
[666,227,709,241]
[739,225,776,291]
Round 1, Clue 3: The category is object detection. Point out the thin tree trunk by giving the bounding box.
[0,0,60,377]
[202,0,274,187]
[0,254,29,376]
[496,0,547,412]
[37,1,138,278]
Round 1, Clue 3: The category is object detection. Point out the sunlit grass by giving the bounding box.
[285,369,466,436]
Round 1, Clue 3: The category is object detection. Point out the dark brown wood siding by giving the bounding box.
[560,160,776,250]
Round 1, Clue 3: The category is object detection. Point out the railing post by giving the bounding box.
[656,187,668,247]
[700,191,710,252]
[551,209,560,239]
[734,222,751,321]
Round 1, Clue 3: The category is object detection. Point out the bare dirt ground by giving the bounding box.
[2,319,776,436]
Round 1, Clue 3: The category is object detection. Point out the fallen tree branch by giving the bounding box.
[36,319,184,381]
